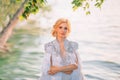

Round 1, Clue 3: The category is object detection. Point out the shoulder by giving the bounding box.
[69,40,79,50]
[44,40,55,52]
[44,41,54,48]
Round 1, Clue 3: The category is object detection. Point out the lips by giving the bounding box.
[61,33,65,35]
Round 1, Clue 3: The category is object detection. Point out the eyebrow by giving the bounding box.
[59,26,67,27]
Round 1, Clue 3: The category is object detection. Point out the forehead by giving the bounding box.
[59,23,67,27]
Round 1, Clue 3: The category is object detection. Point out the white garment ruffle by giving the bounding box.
[39,39,86,80]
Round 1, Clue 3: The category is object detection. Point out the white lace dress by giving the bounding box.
[39,39,85,80]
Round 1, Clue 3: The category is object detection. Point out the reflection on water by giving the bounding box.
[0,29,43,80]
[0,22,120,80]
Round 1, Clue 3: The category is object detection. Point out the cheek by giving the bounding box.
[57,29,62,33]
[64,30,68,33]
[55,29,61,35]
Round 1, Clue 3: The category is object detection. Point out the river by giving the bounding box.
[0,0,120,80]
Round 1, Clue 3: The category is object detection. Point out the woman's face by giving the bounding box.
[56,23,68,38]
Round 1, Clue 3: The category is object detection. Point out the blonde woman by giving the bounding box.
[40,18,85,80]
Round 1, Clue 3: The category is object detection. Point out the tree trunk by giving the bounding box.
[0,0,28,51]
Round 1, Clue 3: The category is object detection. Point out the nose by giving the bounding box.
[62,28,66,32]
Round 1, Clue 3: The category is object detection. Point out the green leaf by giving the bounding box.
[83,7,86,10]
[85,2,89,8]
[86,11,90,15]
[95,2,100,8]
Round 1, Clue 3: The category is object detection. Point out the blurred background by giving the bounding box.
[0,0,120,80]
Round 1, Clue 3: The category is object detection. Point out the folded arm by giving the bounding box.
[48,64,78,75]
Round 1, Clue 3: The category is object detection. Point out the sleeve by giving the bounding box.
[70,42,79,65]
[41,42,54,75]
[75,50,86,80]
[71,42,86,80]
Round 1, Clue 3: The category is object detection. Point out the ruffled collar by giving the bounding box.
[52,38,70,54]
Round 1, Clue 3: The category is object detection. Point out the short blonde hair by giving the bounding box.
[52,18,71,37]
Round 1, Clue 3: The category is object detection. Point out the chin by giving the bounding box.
[61,36,66,38]
[58,35,66,38]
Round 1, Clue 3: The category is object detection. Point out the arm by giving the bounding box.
[48,64,78,75]
[60,64,78,72]
[62,70,73,74]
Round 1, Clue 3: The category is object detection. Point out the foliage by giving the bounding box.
[72,0,104,15]
[20,0,47,19]
[0,0,22,27]
[0,0,104,27]
[0,0,50,28]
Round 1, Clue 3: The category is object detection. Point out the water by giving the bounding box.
[0,28,44,80]
[0,23,119,80]
[0,0,120,80]
[0,22,120,80]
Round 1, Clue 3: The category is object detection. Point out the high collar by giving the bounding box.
[53,38,69,54]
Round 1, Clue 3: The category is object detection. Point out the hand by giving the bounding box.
[48,66,61,75]
[48,70,56,75]
[63,70,73,74]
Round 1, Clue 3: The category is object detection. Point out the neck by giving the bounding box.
[56,37,66,43]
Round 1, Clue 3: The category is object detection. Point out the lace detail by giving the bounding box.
[39,39,85,80]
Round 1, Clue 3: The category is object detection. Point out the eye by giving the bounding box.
[64,27,67,30]
[59,26,62,29]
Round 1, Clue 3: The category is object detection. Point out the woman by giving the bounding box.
[40,18,85,80]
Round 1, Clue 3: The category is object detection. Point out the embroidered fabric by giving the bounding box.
[39,39,85,80]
